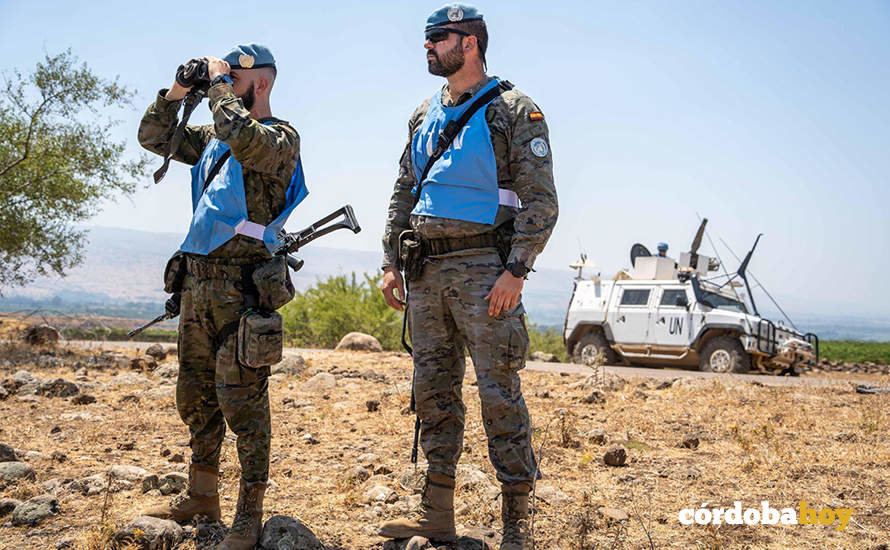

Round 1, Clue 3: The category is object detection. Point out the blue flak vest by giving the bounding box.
[180,123,308,256]
[410,78,504,225]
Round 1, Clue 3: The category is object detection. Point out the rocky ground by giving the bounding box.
[0,337,888,550]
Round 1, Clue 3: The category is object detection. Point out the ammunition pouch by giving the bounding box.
[398,223,514,282]
[163,252,187,294]
[251,255,295,311]
[237,310,283,368]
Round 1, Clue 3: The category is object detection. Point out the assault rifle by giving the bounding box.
[127,205,361,338]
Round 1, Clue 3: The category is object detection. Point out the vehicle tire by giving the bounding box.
[699,336,750,374]
[572,332,619,366]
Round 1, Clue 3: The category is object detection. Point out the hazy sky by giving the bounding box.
[2,1,888,318]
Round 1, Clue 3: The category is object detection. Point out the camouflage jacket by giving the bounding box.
[381,76,558,270]
[138,83,300,259]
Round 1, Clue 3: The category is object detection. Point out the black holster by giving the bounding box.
[398,230,425,283]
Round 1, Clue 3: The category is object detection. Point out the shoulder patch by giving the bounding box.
[528,111,544,121]
[530,137,549,158]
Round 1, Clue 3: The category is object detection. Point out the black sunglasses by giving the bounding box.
[425,27,471,43]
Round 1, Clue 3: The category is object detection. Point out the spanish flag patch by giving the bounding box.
[528,111,544,121]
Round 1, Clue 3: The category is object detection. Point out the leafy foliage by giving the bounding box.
[528,323,568,362]
[821,340,890,364]
[280,272,403,350]
[0,50,148,290]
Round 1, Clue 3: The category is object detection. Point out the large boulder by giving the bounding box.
[24,325,60,346]
[335,332,383,352]
[114,516,184,549]
[272,355,307,376]
[259,515,325,550]
[11,495,59,526]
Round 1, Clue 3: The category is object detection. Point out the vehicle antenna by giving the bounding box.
[719,237,799,331]
[697,213,750,334]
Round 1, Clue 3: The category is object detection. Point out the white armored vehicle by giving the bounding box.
[564,220,818,374]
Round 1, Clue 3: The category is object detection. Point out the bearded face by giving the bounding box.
[239,82,256,111]
[427,38,465,77]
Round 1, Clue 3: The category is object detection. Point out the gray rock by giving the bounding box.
[530,351,559,362]
[152,362,179,379]
[130,356,158,372]
[271,355,307,376]
[12,494,59,526]
[109,373,153,388]
[69,473,133,496]
[582,389,606,404]
[0,497,22,517]
[0,442,17,462]
[0,461,36,484]
[142,474,159,493]
[158,472,187,495]
[585,429,608,445]
[598,506,629,522]
[114,516,184,549]
[300,372,336,392]
[0,386,8,400]
[37,355,66,368]
[72,394,97,405]
[55,537,75,549]
[111,464,150,482]
[24,324,60,346]
[37,378,80,398]
[145,344,167,360]
[680,434,700,450]
[334,332,383,352]
[348,466,370,482]
[363,485,397,504]
[11,370,37,390]
[534,485,572,507]
[603,445,627,467]
[259,515,325,550]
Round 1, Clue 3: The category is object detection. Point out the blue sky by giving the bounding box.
[2,1,888,318]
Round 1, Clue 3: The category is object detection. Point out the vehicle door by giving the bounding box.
[608,286,653,344]
[650,287,693,347]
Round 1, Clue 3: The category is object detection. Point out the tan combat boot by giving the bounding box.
[500,483,530,550]
[143,464,221,523]
[217,479,267,550]
[378,472,457,541]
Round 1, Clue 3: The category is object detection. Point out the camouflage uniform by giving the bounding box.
[382,77,558,485]
[138,82,300,483]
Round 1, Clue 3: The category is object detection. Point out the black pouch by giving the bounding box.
[237,310,283,368]
[399,230,425,282]
[251,256,295,311]
[163,252,187,294]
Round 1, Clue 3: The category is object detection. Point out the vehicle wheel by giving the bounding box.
[572,332,619,366]
[699,336,750,374]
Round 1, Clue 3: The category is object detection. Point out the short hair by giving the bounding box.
[454,19,488,66]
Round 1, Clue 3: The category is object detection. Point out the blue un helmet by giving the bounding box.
[657,242,668,255]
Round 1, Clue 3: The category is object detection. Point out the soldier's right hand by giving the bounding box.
[164,82,192,101]
[381,267,406,312]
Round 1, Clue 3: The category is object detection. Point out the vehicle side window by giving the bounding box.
[661,289,687,307]
[620,288,650,306]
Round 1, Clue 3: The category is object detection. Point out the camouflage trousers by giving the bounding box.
[408,250,536,486]
[176,269,271,483]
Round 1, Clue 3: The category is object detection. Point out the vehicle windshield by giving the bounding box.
[699,290,748,313]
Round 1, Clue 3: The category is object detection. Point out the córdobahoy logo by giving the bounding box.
[678,501,853,531]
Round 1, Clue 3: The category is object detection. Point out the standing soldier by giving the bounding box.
[137,44,306,550]
[379,5,558,549]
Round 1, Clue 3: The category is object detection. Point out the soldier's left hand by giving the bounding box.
[205,56,231,80]
[484,271,524,317]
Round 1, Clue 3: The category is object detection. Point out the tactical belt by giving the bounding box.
[421,231,502,257]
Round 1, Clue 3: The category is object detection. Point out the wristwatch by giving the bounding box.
[506,261,530,279]
[211,74,233,87]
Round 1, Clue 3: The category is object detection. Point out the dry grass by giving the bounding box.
[0,341,888,549]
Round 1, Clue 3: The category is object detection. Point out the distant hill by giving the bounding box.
[3,226,889,340]
[0,226,577,326]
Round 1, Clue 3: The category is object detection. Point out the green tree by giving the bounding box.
[281,272,403,350]
[0,50,148,290]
